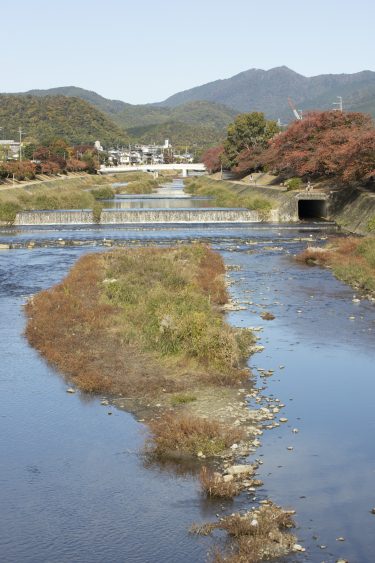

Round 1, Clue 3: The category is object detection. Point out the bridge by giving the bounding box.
[98,163,206,177]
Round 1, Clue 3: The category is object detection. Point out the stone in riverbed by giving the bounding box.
[293,544,305,552]
[226,464,256,476]
[66,388,75,394]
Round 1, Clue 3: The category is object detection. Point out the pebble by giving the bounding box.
[292,428,299,433]
[66,388,75,394]
[287,446,294,451]
[293,544,306,552]
[336,537,345,541]
[371,508,375,515]
[279,417,288,423]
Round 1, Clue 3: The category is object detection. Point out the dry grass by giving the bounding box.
[192,503,297,562]
[146,413,245,458]
[296,236,375,294]
[199,467,241,499]
[25,245,254,397]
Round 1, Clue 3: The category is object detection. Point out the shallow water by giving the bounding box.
[0,222,374,562]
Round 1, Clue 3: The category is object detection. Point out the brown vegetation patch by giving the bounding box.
[199,467,241,499]
[146,413,245,459]
[296,236,375,294]
[25,245,253,398]
[192,503,297,562]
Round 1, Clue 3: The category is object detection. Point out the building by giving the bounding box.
[0,140,20,160]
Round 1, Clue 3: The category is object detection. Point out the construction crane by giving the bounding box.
[288,97,303,120]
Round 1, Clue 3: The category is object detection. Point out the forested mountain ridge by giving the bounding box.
[0,95,129,146]
[158,66,375,121]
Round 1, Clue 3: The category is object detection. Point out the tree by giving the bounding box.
[201,145,224,173]
[224,112,278,169]
[265,111,375,184]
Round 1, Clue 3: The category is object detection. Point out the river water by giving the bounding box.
[1,219,374,562]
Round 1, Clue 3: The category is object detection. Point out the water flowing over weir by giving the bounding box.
[15,209,94,225]
[100,208,261,224]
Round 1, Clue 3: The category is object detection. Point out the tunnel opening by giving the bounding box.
[298,199,328,220]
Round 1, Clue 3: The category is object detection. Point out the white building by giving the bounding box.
[0,140,20,160]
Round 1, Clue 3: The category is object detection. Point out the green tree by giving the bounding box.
[224,112,278,169]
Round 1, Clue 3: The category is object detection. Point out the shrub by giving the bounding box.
[147,413,245,458]
[0,201,22,223]
[199,467,240,499]
[285,177,302,191]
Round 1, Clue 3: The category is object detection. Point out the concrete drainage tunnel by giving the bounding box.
[298,198,328,220]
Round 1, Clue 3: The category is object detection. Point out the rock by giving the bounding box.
[336,537,345,541]
[223,474,234,483]
[66,388,75,394]
[293,544,305,552]
[371,508,375,515]
[197,451,204,458]
[279,417,288,423]
[336,560,349,563]
[292,428,299,433]
[287,446,294,451]
[0,243,10,250]
[226,464,256,476]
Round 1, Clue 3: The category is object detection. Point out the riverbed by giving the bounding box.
[1,220,374,562]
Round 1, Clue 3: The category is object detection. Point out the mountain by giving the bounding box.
[12,88,237,147]
[24,86,128,116]
[127,120,224,148]
[22,87,237,128]
[0,95,128,146]
[159,66,375,121]
[6,67,375,148]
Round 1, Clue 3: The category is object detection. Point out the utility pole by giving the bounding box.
[332,96,343,112]
[18,127,23,161]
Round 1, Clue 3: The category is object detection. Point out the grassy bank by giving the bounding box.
[25,245,253,397]
[296,236,375,295]
[0,172,158,224]
[185,177,274,219]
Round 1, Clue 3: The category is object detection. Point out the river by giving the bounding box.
[0,208,374,561]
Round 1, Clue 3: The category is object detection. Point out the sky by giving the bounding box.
[2,0,375,104]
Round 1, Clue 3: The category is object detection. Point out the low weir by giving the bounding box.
[100,208,261,224]
[15,209,94,226]
[14,208,261,225]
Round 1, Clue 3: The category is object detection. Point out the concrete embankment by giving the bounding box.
[328,186,375,234]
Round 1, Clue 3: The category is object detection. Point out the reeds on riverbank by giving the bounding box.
[185,177,273,219]
[296,236,375,294]
[192,503,297,562]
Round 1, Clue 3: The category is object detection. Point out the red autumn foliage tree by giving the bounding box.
[201,145,224,173]
[265,111,375,184]
[65,158,88,172]
[0,160,37,180]
[233,145,266,175]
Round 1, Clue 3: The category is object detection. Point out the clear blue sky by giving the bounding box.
[3,0,375,104]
